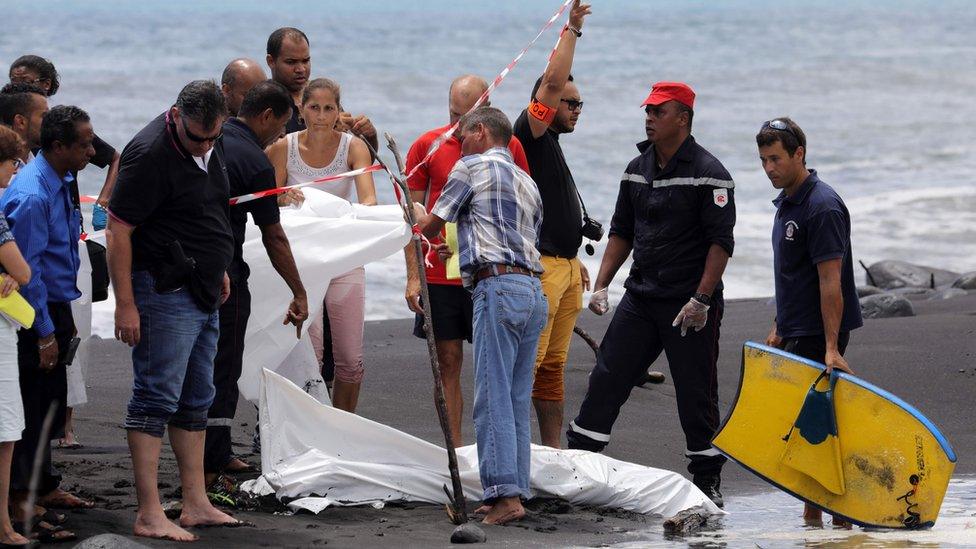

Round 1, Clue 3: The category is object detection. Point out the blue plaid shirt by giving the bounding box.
[432,147,543,287]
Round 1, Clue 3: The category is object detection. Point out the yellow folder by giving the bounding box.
[0,275,35,329]
[445,223,461,280]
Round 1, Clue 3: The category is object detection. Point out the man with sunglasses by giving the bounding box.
[757,117,861,526]
[107,80,241,541]
[567,82,735,508]
[512,0,592,448]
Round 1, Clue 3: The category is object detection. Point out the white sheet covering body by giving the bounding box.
[89,189,410,402]
[247,369,724,518]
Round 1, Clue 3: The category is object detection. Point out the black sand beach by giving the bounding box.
[53,293,976,547]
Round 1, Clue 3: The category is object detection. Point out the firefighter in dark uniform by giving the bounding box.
[566,82,735,507]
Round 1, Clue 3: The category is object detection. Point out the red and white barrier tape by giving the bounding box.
[404,0,574,182]
[228,164,384,205]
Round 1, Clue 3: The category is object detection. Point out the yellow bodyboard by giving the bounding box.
[444,222,460,280]
[712,342,955,529]
[0,276,35,329]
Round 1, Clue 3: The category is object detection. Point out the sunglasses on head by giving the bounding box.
[560,98,584,112]
[762,119,799,140]
[180,116,222,143]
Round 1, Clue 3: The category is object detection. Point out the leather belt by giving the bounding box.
[473,263,538,283]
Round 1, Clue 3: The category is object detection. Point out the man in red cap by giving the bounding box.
[567,81,736,508]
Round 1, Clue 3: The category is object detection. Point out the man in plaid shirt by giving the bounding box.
[414,106,547,525]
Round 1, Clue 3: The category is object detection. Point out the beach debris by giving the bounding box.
[951,271,976,290]
[856,285,884,298]
[663,506,711,534]
[863,260,959,290]
[860,293,915,318]
[73,533,151,549]
[450,522,487,544]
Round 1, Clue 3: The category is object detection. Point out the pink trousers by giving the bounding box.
[308,267,366,383]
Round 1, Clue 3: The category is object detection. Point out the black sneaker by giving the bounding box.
[693,474,724,509]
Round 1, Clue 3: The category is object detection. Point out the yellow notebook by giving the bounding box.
[0,275,35,329]
[445,223,461,280]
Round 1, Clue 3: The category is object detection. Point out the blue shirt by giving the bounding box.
[0,153,81,336]
[772,170,862,338]
[432,147,544,288]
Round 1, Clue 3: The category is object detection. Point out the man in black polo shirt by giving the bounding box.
[512,0,592,448]
[567,82,735,508]
[757,116,862,526]
[108,80,241,541]
[204,80,308,485]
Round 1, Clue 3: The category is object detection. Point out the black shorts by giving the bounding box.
[412,283,473,343]
[781,331,851,363]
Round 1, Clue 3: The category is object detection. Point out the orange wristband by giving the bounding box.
[528,98,556,125]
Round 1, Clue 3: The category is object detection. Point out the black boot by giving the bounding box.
[693,474,724,508]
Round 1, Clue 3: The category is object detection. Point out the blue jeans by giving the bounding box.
[471,274,547,502]
[124,271,219,437]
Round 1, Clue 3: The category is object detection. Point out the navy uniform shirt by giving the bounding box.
[610,135,736,300]
[221,118,281,283]
[109,111,234,313]
[772,170,863,338]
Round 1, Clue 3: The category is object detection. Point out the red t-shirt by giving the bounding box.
[406,124,530,285]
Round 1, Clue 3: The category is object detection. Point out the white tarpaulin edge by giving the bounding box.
[243,368,725,518]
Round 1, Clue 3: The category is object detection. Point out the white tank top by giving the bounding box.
[285,131,357,202]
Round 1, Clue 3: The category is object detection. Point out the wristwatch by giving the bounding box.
[693,292,711,306]
[566,25,582,38]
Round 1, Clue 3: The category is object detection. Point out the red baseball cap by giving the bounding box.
[641,82,695,109]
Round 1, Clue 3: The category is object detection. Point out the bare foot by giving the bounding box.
[474,504,492,515]
[802,503,822,526]
[38,488,95,509]
[0,527,30,546]
[134,513,198,542]
[482,497,525,525]
[831,515,853,529]
[224,457,256,473]
[180,503,241,528]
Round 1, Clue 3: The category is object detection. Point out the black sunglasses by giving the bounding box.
[762,119,799,140]
[560,98,584,112]
[180,116,222,143]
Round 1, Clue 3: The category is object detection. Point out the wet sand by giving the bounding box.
[53,292,976,547]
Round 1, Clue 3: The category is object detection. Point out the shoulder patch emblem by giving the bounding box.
[713,188,729,208]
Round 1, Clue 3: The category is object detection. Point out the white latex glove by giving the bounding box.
[672,297,709,337]
[589,287,610,315]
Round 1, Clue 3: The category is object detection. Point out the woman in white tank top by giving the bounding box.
[267,78,376,414]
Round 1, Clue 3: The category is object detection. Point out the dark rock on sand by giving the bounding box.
[952,272,976,290]
[860,293,915,318]
[451,522,488,543]
[864,260,959,290]
[856,285,885,298]
[74,533,151,549]
[929,288,969,300]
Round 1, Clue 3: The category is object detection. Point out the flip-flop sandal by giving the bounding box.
[38,493,95,510]
[15,520,76,544]
[56,440,84,450]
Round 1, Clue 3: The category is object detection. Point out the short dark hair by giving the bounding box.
[0,125,26,162]
[176,80,227,129]
[0,82,47,126]
[40,105,89,152]
[756,116,806,161]
[459,106,512,146]
[239,80,292,119]
[267,27,309,58]
[531,74,573,101]
[9,55,60,96]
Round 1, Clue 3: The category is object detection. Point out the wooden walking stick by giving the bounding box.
[357,133,484,543]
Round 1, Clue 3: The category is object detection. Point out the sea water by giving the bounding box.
[2,0,974,320]
[611,477,976,548]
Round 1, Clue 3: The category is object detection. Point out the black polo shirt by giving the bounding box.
[109,111,234,312]
[611,135,736,300]
[772,170,863,338]
[222,117,281,282]
[513,110,582,258]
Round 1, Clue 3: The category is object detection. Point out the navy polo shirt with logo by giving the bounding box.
[772,170,863,338]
